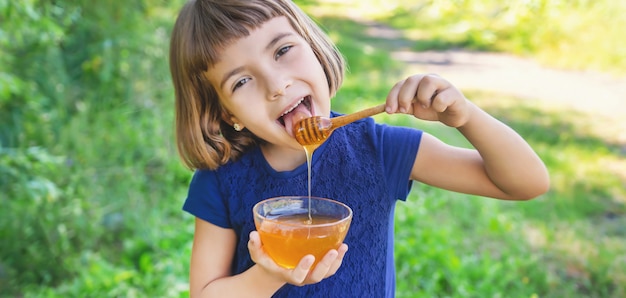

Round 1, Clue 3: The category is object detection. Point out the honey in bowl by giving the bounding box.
[253,196,352,269]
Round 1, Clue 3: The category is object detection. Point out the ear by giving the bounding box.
[220,110,244,130]
[220,109,233,125]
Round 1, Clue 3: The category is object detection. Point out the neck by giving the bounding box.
[260,144,307,172]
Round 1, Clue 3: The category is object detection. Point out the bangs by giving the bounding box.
[177,0,286,74]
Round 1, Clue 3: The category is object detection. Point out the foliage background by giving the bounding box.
[1,0,624,297]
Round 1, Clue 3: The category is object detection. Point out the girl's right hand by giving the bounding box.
[248,231,348,286]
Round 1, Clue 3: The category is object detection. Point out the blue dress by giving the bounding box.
[183,114,422,297]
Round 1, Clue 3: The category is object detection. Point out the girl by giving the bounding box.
[169,0,550,297]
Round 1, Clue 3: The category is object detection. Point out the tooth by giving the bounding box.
[281,98,304,116]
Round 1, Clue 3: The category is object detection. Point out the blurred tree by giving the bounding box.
[3,0,144,146]
[0,0,181,294]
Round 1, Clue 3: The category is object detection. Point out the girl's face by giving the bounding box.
[206,16,331,157]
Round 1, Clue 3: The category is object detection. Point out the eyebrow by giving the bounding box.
[219,32,295,90]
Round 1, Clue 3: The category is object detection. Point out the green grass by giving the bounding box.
[2,0,625,297]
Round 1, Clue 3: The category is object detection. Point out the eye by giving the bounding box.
[233,77,251,91]
[275,45,292,60]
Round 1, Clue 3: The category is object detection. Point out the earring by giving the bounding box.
[233,123,242,131]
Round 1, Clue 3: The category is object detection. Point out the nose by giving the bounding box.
[266,75,292,101]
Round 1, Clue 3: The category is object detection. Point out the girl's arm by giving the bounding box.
[189,218,285,297]
[190,218,348,297]
[411,106,549,200]
[386,74,549,200]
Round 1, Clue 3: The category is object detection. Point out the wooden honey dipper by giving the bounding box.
[293,104,386,146]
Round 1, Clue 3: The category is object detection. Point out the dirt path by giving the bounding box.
[360,20,626,144]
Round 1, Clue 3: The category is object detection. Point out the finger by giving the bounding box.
[385,80,404,113]
[248,231,279,270]
[415,74,444,108]
[248,231,262,262]
[306,249,339,283]
[326,243,348,276]
[397,75,424,113]
[429,87,454,113]
[434,87,470,127]
[290,255,315,285]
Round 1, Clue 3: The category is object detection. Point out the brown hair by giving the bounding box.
[170,0,345,170]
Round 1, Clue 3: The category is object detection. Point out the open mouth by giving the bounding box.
[278,96,313,137]
[278,95,312,127]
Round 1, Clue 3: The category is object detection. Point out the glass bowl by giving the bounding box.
[253,196,352,269]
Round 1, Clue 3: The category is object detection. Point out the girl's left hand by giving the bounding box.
[385,73,471,128]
